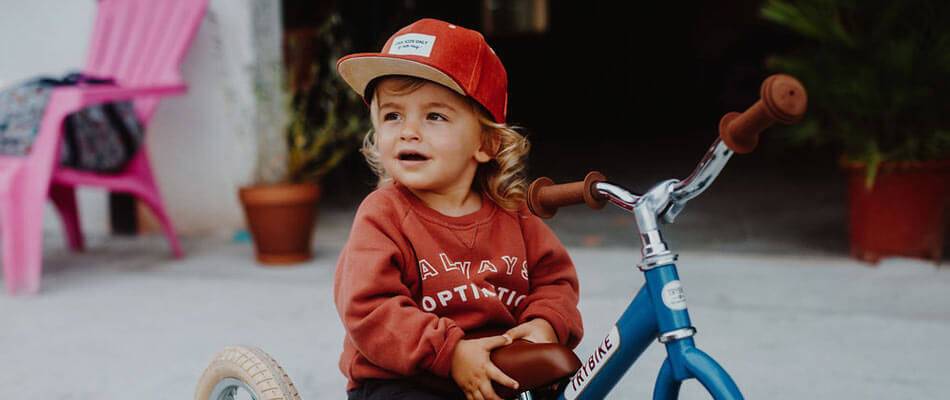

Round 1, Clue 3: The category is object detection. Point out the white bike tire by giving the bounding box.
[195,346,301,400]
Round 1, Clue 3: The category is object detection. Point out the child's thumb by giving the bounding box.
[485,334,513,349]
[505,325,526,339]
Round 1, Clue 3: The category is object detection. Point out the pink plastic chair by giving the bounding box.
[0,0,208,295]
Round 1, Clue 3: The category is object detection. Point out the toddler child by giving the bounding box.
[334,18,583,400]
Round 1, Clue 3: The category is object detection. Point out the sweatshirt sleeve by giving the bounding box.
[333,194,465,377]
[515,212,584,349]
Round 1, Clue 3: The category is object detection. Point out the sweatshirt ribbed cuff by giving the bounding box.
[519,305,571,347]
[428,325,466,377]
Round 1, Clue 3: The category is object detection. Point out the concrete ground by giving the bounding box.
[1,200,947,399]
[3,139,948,399]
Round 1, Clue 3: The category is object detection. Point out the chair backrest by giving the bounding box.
[83,0,207,121]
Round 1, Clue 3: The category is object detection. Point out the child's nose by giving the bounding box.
[399,121,421,141]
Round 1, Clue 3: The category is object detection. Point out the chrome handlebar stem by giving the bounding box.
[667,139,734,223]
[589,138,734,263]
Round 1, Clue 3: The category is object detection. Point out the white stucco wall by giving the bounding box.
[0,0,277,236]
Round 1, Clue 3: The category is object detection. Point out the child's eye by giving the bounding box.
[427,112,448,121]
[383,112,401,121]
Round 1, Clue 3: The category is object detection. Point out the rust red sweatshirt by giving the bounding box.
[333,182,583,390]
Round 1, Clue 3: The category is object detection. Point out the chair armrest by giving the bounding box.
[22,84,188,164]
[70,83,188,105]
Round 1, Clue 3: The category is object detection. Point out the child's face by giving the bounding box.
[371,79,492,194]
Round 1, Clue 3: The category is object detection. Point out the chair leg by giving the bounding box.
[116,150,184,259]
[49,184,85,252]
[1,191,47,295]
[134,189,184,259]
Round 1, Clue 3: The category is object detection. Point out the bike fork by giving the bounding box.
[653,344,743,399]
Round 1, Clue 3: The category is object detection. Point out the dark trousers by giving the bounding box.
[347,379,466,400]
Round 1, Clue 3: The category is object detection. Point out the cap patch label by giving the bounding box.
[388,33,436,57]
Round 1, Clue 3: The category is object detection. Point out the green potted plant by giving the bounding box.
[761,0,950,263]
[239,12,368,265]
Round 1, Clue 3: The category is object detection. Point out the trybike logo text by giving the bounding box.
[563,326,621,399]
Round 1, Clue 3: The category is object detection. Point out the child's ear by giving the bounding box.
[475,134,500,163]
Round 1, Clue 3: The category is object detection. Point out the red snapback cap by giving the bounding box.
[337,18,509,123]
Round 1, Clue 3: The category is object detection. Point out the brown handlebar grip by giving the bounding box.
[719,74,807,154]
[527,171,607,219]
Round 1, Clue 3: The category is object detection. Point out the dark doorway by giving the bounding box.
[287,0,834,206]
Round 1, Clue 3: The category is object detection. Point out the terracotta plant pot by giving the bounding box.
[843,159,949,264]
[238,183,320,265]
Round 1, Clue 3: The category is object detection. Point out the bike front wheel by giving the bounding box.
[195,346,302,400]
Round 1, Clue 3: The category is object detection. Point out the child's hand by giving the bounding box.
[504,318,558,344]
[451,335,519,400]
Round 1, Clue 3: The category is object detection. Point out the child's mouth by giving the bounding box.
[397,150,430,163]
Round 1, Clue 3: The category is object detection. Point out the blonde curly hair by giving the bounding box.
[361,76,530,210]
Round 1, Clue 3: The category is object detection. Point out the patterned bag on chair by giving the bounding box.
[0,73,143,173]
[0,79,53,156]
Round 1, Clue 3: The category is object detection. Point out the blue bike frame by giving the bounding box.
[547,139,744,399]
[556,262,742,400]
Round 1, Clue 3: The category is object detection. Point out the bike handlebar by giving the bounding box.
[526,171,607,218]
[526,74,808,219]
[719,74,807,154]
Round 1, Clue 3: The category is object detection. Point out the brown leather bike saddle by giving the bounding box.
[409,333,582,399]
[490,339,582,398]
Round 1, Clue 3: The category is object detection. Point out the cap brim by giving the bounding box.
[337,54,466,100]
